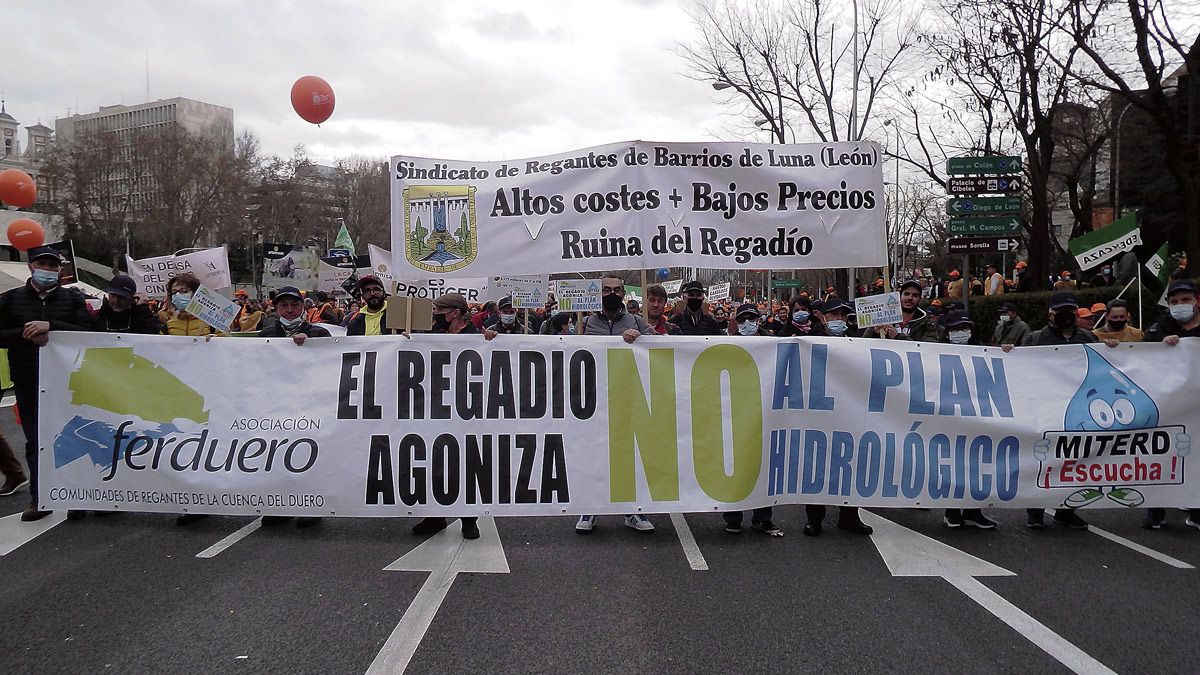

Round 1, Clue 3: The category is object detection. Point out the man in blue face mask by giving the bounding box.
[0,246,94,521]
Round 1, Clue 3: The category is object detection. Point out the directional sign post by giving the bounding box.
[947,216,1022,236]
[946,196,1022,216]
[947,236,1022,255]
[947,176,1023,196]
[947,155,1023,175]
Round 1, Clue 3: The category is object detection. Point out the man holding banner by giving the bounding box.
[346,276,401,337]
[0,246,94,521]
[576,273,656,534]
[673,281,723,336]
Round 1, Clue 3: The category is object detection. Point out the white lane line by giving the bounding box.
[947,575,1118,675]
[195,518,262,558]
[367,563,458,675]
[670,513,709,571]
[369,518,508,674]
[0,511,67,556]
[1049,509,1193,569]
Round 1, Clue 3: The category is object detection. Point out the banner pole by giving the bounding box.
[640,269,649,322]
[962,255,970,315]
[1136,264,1144,329]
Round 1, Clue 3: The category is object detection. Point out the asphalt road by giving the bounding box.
[1,411,1198,675]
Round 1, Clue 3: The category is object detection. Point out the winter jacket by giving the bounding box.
[257,318,332,338]
[863,306,944,342]
[346,308,403,336]
[578,310,655,336]
[1023,324,1097,346]
[670,309,725,336]
[94,301,163,334]
[0,281,94,386]
[992,317,1031,346]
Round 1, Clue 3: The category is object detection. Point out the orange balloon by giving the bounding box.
[0,169,37,208]
[290,75,335,124]
[7,218,45,252]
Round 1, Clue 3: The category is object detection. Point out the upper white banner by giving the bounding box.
[389,140,887,277]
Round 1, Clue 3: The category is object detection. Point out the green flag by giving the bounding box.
[1067,212,1140,269]
[334,222,355,256]
[1145,242,1170,287]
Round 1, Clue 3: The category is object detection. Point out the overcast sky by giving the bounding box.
[5,0,745,163]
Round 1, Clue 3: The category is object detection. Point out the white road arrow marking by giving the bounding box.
[0,511,66,556]
[1047,509,1194,569]
[670,513,708,571]
[196,518,262,559]
[860,511,1116,675]
[367,518,509,675]
[524,220,545,240]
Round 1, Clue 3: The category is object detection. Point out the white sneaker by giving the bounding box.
[624,514,654,532]
[576,515,596,533]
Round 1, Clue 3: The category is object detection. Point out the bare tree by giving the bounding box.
[333,156,390,250]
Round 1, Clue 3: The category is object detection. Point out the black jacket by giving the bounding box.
[257,318,332,338]
[1023,324,1097,346]
[671,309,724,336]
[346,309,403,336]
[94,301,163,334]
[0,281,94,386]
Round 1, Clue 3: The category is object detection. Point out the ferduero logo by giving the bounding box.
[1034,346,1189,507]
[403,185,478,273]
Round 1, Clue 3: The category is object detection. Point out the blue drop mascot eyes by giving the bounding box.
[1063,347,1159,431]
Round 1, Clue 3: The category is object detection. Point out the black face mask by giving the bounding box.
[687,298,703,312]
[602,294,624,312]
[1053,310,1076,329]
[1106,320,1127,332]
[432,313,451,332]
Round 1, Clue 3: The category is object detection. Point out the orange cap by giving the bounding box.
[1090,303,1107,313]
[949,270,961,278]
[1076,307,1092,318]
[1015,261,1028,269]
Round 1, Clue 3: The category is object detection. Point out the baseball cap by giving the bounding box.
[105,274,138,298]
[898,278,922,292]
[433,292,469,313]
[1090,303,1107,313]
[824,298,852,313]
[233,289,249,298]
[1015,261,1028,269]
[1049,292,1079,309]
[949,270,961,279]
[1076,307,1093,318]
[999,302,1017,313]
[28,246,62,263]
[1166,280,1197,297]
[498,295,514,310]
[274,286,303,303]
[944,310,973,327]
[681,280,706,294]
[735,303,760,320]
[356,274,385,291]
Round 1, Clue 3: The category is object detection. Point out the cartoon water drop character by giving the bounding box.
[1035,346,1187,507]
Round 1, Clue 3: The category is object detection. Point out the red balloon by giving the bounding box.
[7,218,45,252]
[0,169,37,208]
[291,75,335,124]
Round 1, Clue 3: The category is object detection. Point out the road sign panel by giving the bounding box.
[947,216,1022,236]
[945,196,1022,215]
[947,176,1022,195]
[771,278,804,288]
[947,236,1023,255]
[947,156,1023,175]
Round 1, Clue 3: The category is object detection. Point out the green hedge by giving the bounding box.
[930,281,1192,343]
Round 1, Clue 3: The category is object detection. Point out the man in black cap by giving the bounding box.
[94,274,162,334]
[803,297,873,536]
[863,279,942,342]
[672,281,723,335]
[1141,280,1200,531]
[991,302,1029,347]
[723,304,783,536]
[346,275,402,336]
[0,246,94,521]
[414,292,482,540]
[255,286,329,528]
[1005,291,1113,531]
[483,296,522,336]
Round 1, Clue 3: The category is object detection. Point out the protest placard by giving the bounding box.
[183,285,240,332]
[126,247,231,298]
[555,278,602,312]
[708,282,731,302]
[854,291,904,328]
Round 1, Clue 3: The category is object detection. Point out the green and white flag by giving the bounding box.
[334,222,356,256]
[1067,212,1141,269]
[1146,242,1170,286]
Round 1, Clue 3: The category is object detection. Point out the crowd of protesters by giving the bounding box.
[0,247,1196,540]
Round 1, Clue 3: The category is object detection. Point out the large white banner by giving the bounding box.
[371,244,489,302]
[389,140,887,277]
[39,333,1199,516]
[125,247,231,298]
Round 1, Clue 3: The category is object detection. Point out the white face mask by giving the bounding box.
[1169,303,1196,323]
[738,319,758,335]
[999,314,1012,323]
[500,313,517,326]
[949,329,972,344]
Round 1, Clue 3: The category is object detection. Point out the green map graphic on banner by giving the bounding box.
[56,348,208,471]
